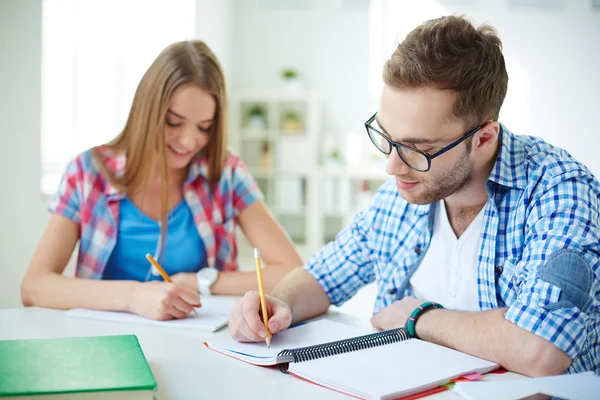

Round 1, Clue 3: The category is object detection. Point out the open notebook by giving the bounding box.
[67,296,238,332]
[206,319,498,400]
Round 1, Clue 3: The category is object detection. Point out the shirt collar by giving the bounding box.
[99,148,125,197]
[486,124,528,191]
[99,148,209,197]
[185,152,210,184]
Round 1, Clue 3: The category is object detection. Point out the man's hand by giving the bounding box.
[229,291,292,342]
[370,296,422,331]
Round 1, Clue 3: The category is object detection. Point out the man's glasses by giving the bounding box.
[364,112,484,172]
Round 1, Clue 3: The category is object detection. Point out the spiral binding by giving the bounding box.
[276,327,410,373]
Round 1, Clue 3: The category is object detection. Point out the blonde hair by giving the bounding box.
[93,40,228,249]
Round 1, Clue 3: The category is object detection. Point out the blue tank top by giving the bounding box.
[103,198,207,281]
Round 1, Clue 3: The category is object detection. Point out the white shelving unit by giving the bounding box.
[229,90,322,259]
[318,165,388,244]
[230,90,391,264]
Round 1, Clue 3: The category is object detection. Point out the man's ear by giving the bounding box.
[474,121,500,151]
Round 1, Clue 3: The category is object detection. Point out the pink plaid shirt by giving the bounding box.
[49,147,263,279]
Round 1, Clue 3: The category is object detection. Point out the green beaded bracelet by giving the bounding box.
[404,301,444,338]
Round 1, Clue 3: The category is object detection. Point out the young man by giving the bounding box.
[229,16,600,377]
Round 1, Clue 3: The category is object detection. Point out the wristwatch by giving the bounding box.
[196,267,219,295]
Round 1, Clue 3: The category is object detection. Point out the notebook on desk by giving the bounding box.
[205,319,498,400]
[67,295,238,332]
[0,335,156,399]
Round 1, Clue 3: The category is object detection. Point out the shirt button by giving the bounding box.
[388,288,397,295]
[414,246,422,254]
[495,265,503,274]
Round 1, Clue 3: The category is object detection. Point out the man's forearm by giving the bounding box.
[272,267,331,323]
[415,308,572,377]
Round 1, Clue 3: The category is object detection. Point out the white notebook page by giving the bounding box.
[288,335,498,400]
[205,319,365,365]
[66,296,239,332]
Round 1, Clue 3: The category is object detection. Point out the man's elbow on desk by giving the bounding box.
[523,338,572,377]
[495,313,572,377]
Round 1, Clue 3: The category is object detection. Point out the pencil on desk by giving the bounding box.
[145,253,198,315]
[253,248,271,347]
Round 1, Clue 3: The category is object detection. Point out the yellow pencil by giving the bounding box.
[253,248,271,347]
[145,253,198,315]
[145,253,172,282]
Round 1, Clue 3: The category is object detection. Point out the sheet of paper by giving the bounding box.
[205,319,365,365]
[66,296,239,332]
[453,371,600,400]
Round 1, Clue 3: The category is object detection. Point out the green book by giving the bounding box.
[0,335,156,399]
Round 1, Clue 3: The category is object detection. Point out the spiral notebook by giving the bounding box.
[205,319,498,399]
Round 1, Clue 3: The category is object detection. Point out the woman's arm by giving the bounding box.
[22,214,199,319]
[219,200,303,293]
[236,201,303,268]
[173,201,303,295]
[21,214,136,310]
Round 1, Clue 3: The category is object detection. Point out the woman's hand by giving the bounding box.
[128,281,201,320]
[171,272,199,291]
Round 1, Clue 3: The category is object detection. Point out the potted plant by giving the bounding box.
[330,148,342,162]
[247,105,266,129]
[281,67,300,90]
[324,147,343,167]
[280,111,303,132]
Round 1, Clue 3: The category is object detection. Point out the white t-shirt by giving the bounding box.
[408,200,485,311]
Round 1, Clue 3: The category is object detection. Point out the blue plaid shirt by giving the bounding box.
[306,125,600,373]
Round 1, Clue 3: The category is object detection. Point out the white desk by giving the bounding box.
[0,307,524,399]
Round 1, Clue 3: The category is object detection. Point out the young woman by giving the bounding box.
[21,40,303,320]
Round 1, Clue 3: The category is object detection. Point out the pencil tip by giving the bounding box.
[254,248,260,258]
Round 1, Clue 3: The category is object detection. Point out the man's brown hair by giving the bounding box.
[383,15,508,130]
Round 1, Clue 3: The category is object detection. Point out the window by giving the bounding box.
[41,0,195,194]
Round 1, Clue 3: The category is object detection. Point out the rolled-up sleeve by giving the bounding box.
[504,172,600,370]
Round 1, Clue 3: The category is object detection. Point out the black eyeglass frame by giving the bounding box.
[364,112,485,172]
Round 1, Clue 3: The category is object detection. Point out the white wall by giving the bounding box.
[194,0,233,81]
[486,0,600,177]
[0,0,49,308]
[230,0,371,142]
